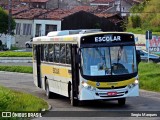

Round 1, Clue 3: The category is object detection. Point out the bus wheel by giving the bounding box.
[118,98,126,106]
[45,80,53,99]
[70,86,79,106]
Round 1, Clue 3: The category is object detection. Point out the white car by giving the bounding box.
[25,39,32,48]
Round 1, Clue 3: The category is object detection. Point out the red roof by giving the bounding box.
[13,8,48,19]
[12,6,29,14]
[37,6,97,20]
[91,0,114,4]
[13,5,121,24]
[20,0,49,3]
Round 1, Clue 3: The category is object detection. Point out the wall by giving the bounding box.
[14,19,34,48]
[33,19,61,37]
[46,0,58,9]
[0,34,15,46]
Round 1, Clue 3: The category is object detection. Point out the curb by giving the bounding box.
[0,57,32,63]
[41,102,52,112]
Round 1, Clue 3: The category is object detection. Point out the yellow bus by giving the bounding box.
[33,30,140,106]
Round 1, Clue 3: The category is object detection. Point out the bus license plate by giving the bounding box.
[107,92,117,96]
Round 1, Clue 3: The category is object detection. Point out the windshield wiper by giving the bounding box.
[95,48,107,72]
[117,46,123,64]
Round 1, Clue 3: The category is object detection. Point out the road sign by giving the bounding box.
[146,30,152,40]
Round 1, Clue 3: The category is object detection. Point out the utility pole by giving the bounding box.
[120,0,122,16]
[58,0,60,9]
[7,0,12,49]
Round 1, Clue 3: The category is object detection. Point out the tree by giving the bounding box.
[131,15,141,28]
[0,7,16,36]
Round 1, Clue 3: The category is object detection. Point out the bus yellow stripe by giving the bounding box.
[41,64,71,78]
[87,78,135,88]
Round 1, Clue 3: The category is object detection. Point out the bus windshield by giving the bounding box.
[81,46,137,76]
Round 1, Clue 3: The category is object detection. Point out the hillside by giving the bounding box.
[127,0,160,34]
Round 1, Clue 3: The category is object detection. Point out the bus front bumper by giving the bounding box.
[78,84,139,101]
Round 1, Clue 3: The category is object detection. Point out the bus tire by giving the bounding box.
[45,80,53,99]
[118,98,126,106]
[70,85,79,106]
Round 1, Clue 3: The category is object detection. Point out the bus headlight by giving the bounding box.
[134,79,139,84]
[82,81,96,91]
[128,79,139,89]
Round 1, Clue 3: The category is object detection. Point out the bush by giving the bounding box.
[131,15,141,28]
[0,86,48,112]
[139,62,160,92]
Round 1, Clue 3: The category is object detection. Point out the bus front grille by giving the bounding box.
[97,86,126,89]
[96,91,128,97]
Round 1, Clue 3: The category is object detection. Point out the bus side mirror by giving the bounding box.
[136,50,141,65]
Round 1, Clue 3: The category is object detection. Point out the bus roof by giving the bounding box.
[33,30,134,42]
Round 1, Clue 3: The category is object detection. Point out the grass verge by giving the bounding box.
[0,66,33,73]
[126,28,160,36]
[139,62,160,92]
[0,86,48,120]
[0,51,32,57]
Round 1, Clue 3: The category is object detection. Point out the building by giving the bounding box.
[12,8,62,47]
[20,0,59,9]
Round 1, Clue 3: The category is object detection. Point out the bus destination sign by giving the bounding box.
[81,33,134,44]
[95,35,121,42]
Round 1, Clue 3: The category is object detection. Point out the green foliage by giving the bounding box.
[0,51,32,57]
[130,3,144,13]
[0,85,48,112]
[126,0,160,34]
[10,46,20,50]
[0,7,16,35]
[0,66,33,73]
[139,62,160,92]
[131,15,141,28]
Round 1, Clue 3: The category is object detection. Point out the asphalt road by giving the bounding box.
[0,71,160,120]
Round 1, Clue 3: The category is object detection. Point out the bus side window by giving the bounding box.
[41,44,44,61]
[33,45,36,60]
[66,44,71,64]
[54,44,60,63]
[48,44,54,62]
[60,44,66,64]
[44,44,49,62]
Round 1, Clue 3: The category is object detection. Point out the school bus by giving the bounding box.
[32,30,139,106]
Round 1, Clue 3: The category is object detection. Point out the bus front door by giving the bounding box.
[71,44,79,105]
[36,45,42,88]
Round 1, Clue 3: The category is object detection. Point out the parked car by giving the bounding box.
[25,39,32,48]
[137,49,160,63]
